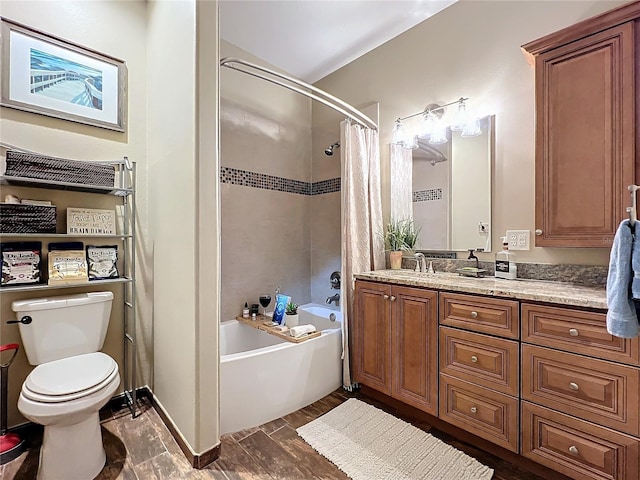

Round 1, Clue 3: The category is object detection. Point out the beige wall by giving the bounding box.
[0,0,220,455]
[314,0,629,266]
[147,0,220,453]
[220,40,312,321]
[0,0,152,428]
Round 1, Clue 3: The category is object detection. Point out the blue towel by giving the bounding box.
[606,220,640,338]
[631,220,640,300]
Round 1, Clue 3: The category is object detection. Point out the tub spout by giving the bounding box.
[326,293,340,305]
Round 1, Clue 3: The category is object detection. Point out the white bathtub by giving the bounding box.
[220,304,342,435]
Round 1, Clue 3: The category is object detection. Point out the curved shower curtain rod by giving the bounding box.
[219,57,378,131]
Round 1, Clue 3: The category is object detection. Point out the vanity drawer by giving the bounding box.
[522,401,639,480]
[439,374,519,453]
[522,303,640,366]
[439,326,519,396]
[522,344,640,436]
[440,292,519,339]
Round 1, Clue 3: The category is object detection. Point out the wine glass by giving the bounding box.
[259,294,272,317]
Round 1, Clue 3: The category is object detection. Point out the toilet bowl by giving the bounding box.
[18,352,120,480]
[11,292,119,480]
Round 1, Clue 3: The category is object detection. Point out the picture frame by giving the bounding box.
[0,17,127,132]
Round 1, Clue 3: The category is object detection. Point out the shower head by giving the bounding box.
[324,142,340,156]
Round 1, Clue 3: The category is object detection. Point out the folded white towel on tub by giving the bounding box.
[289,324,317,338]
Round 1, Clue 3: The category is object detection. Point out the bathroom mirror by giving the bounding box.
[390,115,494,253]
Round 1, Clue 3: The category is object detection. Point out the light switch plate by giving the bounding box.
[478,222,489,234]
[506,230,530,250]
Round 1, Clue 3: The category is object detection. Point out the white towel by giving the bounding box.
[606,220,640,338]
[289,324,316,338]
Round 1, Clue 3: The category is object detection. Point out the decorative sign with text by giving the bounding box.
[67,207,116,235]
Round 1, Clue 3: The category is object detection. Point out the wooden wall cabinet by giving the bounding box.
[523,3,640,247]
[353,280,438,415]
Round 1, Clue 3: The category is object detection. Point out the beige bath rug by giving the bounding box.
[296,398,493,480]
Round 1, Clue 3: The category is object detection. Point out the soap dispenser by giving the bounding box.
[495,236,517,280]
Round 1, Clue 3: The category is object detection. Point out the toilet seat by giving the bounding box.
[22,352,118,404]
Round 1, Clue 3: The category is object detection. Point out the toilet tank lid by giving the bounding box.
[11,291,114,313]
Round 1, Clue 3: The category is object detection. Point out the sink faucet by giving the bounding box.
[326,293,340,305]
[414,252,427,273]
[467,249,479,269]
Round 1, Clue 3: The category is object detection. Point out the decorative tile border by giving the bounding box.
[220,167,340,196]
[413,188,443,202]
[311,178,341,195]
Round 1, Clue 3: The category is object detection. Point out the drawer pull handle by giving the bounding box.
[569,382,579,391]
[384,295,389,300]
[470,311,478,318]
[535,229,543,236]
[470,406,477,414]
[471,355,478,363]
[390,295,396,302]
[568,445,579,455]
[569,328,579,337]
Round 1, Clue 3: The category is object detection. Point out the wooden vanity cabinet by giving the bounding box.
[522,3,640,247]
[353,280,438,415]
[353,277,640,478]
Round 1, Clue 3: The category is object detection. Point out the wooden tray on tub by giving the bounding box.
[235,315,321,343]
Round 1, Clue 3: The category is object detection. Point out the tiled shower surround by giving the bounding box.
[221,167,340,195]
[219,165,341,322]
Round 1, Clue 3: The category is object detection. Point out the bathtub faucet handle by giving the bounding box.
[326,293,340,305]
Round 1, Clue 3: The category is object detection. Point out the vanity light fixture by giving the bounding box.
[392,97,482,149]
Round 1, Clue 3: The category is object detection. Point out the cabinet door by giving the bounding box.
[392,286,438,415]
[353,281,391,395]
[534,22,635,247]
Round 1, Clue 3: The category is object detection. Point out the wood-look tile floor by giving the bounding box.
[2,389,569,480]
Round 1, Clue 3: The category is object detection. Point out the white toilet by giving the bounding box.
[11,291,121,480]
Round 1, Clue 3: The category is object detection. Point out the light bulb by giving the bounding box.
[450,101,467,132]
[391,120,405,145]
[461,116,482,137]
[428,118,447,145]
[403,135,419,150]
[417,112,435,139]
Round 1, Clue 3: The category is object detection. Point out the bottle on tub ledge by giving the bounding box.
[495,236,517,280]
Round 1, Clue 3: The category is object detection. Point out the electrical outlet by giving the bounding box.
[505,230,530,250]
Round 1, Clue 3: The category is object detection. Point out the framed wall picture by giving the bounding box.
[0,17,127,132]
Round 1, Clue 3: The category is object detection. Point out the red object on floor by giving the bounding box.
[0,432,22,452]
[1,343,24,464]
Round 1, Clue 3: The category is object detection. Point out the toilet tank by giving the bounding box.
[11,292,114,365]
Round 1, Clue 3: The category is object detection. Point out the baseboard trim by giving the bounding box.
[147,391,221,469]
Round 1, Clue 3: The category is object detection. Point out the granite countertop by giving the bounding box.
[354,270,607,310]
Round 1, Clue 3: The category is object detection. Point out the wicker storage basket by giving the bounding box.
[0,204,57,233]
[5,151,115,187]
